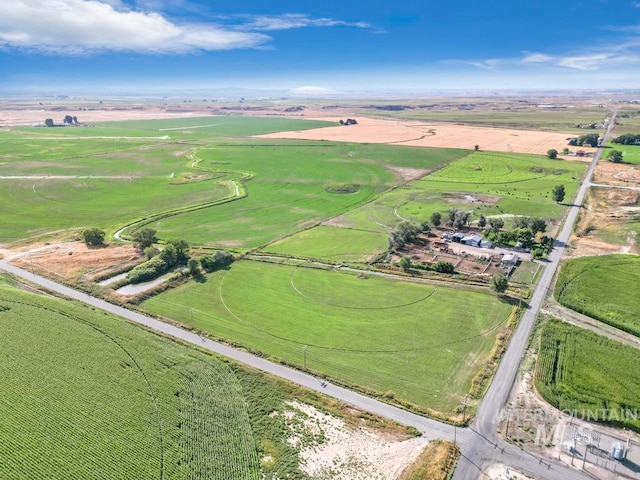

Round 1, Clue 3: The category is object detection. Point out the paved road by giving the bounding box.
[453,109,617,480]
[0,259,459,443]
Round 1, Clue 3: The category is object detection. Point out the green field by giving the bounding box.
[555,254,640,337]
[263,225,388,262]
[0,120,466,247]
[331,151,586,238]
[142,259,514,415]
[606,143,640,164]
[364,105,608,133]
[535,320,640,431]
[613,108,640,134]
[1,273,405,479]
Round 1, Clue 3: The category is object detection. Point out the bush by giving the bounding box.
[200,250,234,272]
[82,227,105,246]
[433,261,455,274]
[127,256,169,284]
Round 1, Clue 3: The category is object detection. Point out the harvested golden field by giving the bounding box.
[257,117,594,155]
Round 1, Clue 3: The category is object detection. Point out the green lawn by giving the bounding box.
[142,259,514,416]
[555,254,640,337]
[535,320,640,431]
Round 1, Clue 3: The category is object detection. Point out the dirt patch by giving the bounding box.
[593,161,640,186]
[257,117,590,155]
[441,192,501,205]
[4,242,142,282]
[385,165,430,182]
[285,401,428,480]
[570,186,639,256]
[607,189,639,206]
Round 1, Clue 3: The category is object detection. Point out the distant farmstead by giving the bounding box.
[339,118,358,126]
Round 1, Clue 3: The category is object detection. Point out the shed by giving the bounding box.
[502,253,519,265]
[480,239,493,249]
[462,234,482,247]
[452,233,465,243]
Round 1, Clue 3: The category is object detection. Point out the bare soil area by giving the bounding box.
[257,117,592,155]
[1,242,142,282]
[283,401,429,480]
[569,186,639,256]
[593,161,640,186]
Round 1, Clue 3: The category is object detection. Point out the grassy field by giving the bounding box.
[365,105,608,133]
[0,273,415,479]
[606,143,640,164]
[613,108,640,134]
[333,151,586,237]
[263,224,388,262]
[535,320,640,431]
[0,120,466,247]
[142,259,515,416]
[555,254,640,337]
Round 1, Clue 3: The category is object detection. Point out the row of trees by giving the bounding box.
[612,133,640,145]
[568,133,600,147]
[82,226,234,282]
[44,116,78,127]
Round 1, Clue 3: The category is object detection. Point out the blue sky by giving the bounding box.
[1,0,640,94]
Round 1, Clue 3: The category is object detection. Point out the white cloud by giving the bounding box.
[0,0,269,54]
[0,3,374,54]
[239,13,371,31]
[441,58,501,70]
[446,38,640,72]
[521,52,553,64]
[291,85,337,95]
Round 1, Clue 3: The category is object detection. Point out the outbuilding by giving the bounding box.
[462,234,482,247]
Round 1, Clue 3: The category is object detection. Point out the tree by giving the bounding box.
[63,115,74,124]
[577,133,600,147]
[44,118,54,127]
[82,227,105,246]
[491,274,509,295]
[488,217,504,232]
[474,145,479,151]
[607,149,624,163]
[561,147,569,155]
[447,208,471,229]
[187,258,200,276]
[399,255,412,270]
[529,217,547,234]
[552,184,565,204]
[132,227,158,250]
[478,214,487,228]
[546,149,558,159]
[430,212,442,227]
[159,244,177,266]
[167,239,189,264]
[200,250,234,272]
